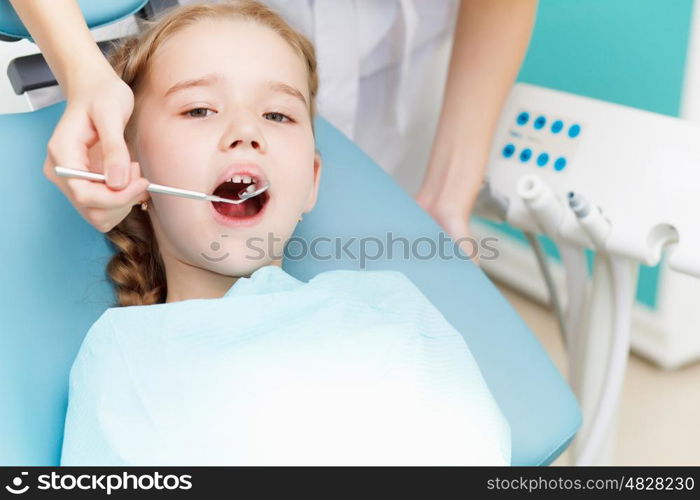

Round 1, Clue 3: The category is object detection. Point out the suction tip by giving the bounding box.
[568,191,590,218]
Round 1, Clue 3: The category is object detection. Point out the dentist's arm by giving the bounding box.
[415,0,538,261]
[8,0,149,233]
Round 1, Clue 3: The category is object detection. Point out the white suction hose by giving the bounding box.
[517,175,563,236]
[574,255,636,465]
[517,176,589,382]
[559,243,589,390]
[568,191,638,466]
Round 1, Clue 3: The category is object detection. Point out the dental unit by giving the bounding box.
[474,82,700,465]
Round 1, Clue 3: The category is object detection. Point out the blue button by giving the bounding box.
[502,143,515,158]
[551,120,563,134]
[516,112,529,126]
[554,157,567,171]
[534,116,546,130]
[536,153,549,167]
[568,124,581,138]
[520,148,532,162]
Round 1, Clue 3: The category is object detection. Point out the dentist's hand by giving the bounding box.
[42,72,151,233]
[415,188,481,265]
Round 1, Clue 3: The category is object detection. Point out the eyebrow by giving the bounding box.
[267,80,308,109]
[164,74,221,97]
[164,73,308,108]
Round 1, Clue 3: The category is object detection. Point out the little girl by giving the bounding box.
[60,0,510,466]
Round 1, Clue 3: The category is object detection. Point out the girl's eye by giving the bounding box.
[264,112,292,123]
[184,108,215,118]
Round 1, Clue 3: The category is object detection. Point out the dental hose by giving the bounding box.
[517,176,588,371]
[559,243,589,391]
[518,176,631,464]
[568,192,637,466]
[524,231,569,348]
[481,179,571,351]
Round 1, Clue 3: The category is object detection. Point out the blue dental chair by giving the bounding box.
[0,0,581,466]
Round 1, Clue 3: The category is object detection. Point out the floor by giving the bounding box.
[493,279,700,466]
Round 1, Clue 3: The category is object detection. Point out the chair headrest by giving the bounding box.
[0,0,148,40]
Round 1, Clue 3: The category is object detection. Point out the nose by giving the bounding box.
[220,112,267,153]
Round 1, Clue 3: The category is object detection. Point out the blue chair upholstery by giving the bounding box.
[0,0,148,40]
[0,101,581,466]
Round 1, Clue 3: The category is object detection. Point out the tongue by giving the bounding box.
[212,182,261,218]
[213,198,259,218]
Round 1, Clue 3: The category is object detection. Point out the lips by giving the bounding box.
[210,162,270,225]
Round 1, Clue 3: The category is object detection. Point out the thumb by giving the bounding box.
[93,105,131,190]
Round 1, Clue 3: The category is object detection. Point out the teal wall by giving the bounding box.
[477,0,695,309]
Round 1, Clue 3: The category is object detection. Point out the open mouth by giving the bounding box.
[211,175,270,219]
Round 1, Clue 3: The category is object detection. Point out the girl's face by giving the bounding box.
[131,18,321,283]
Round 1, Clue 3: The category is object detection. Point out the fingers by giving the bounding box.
[92,101,131,190]
[43,156,60,185]
[42,83,140,233]
[65,162,150,210]
[44,109,93,185]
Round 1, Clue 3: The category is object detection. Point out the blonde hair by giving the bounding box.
[104,0,319,307]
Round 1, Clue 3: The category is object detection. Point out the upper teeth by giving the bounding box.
[227,175,254,184]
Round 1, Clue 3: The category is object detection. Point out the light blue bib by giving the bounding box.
[60,265,510,465]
